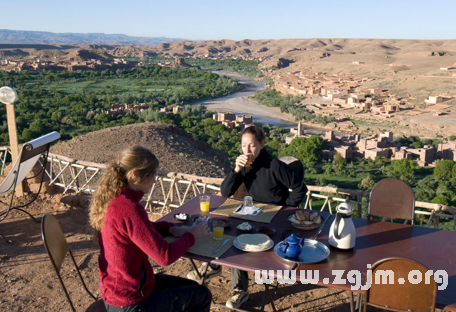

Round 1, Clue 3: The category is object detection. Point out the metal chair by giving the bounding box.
[0,132,60,221]
[0,132,60,243]
[279,155,306,209]
[363,257,437,312]
[364,178,415,225]
[278,155,305,182]
[41,213,106,312]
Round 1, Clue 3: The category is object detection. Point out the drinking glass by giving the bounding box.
[213,220,225,240]
[244,155,253,167]
[243,196,254,214]
[200,195,210,212]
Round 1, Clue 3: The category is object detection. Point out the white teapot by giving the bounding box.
[328,201,356,249]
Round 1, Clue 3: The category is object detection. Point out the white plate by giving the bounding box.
[233,237,274,252]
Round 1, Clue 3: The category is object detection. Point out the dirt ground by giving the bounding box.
[0,186,356,312]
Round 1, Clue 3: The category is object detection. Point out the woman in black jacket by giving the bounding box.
[221,125,307,206]
[188,125,307,309]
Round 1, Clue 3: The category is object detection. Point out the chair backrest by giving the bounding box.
[279,155,305,181]
[364,257,437,312]
[41,214,98,312]
[0,131,60,199]
[368,178,415,223]
[42,214,70,271]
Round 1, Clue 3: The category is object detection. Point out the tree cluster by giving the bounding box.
[0,66,244,144]
[252,89,335,125]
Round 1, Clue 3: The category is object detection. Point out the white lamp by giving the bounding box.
[0,86,18,105]
[0,86,23,195]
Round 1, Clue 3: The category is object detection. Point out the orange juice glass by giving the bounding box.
[200,195,210,212]
[244,155,253,168]
[213,221,225,240]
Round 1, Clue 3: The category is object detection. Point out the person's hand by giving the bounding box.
[234,154,251,173]
[189,221,211,240]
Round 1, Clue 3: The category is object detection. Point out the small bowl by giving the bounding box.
[173,213,190,222]
[236,222,254,232]
[281,230,301,240]
[288,213,323,230]
[215,220,232,228]
[256,227,276,236]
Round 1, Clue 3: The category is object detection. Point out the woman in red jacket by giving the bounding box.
[90,146,212,312]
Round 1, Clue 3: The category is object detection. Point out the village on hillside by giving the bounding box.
[0,54,191,72]
[268,70,454,121]
[288,122,456,166]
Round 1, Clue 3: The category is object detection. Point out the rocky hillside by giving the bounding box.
[110,45,156,57]
[50,122,232,178]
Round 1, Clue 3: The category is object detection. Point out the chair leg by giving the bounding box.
[349,291,355,312]
[357,293,363,312]
[0,232,12,244]
[10,207,40,223]
[264,284,277,312]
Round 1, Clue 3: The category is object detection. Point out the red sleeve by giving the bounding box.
[123,202,195,266]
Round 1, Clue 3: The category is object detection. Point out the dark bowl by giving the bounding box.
[173,213,190,222]
[215,220,232,228]
[256,227,276,236]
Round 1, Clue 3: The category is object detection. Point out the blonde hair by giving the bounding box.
[89,146,159,242]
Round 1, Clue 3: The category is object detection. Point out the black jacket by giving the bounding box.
[221,149,307,207]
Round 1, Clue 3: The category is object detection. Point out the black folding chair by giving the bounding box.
[41,213,106,312]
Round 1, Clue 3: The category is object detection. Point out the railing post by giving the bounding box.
[434,205,442,229]
[356,191,363,218]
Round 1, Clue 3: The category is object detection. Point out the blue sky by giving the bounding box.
[3,0,455,40]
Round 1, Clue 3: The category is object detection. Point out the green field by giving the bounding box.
[27,77,201,95]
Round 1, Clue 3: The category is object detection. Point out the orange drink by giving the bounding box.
[244,155,253,168]
[213,221,225,240]
[200,195,210,212]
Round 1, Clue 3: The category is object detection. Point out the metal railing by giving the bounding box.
[0,150,454,230]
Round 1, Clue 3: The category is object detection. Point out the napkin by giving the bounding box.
[234,204,262,216]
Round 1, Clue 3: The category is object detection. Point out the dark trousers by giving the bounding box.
[104,274,212,312]
[209,264,248,292]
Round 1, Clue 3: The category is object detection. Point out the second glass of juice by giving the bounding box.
[200,195,210,212]
[213,220,224,240]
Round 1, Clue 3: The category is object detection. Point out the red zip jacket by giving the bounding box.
[98,187,195,307]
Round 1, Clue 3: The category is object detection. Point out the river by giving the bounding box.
[196,70,327,135]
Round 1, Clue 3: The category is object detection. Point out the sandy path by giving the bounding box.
[202,72,297,123]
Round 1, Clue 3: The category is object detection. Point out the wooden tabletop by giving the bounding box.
[158,194,456,311]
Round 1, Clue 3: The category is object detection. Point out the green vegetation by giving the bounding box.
[184,58,262,79]
[126,56,263,79]
[395,135,443,150]
[301,154,456,230]
[280,136,328,167]
[251,89,335,125]
[0,66,244,144]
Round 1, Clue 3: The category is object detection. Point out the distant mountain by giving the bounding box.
[0,29,189,46]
